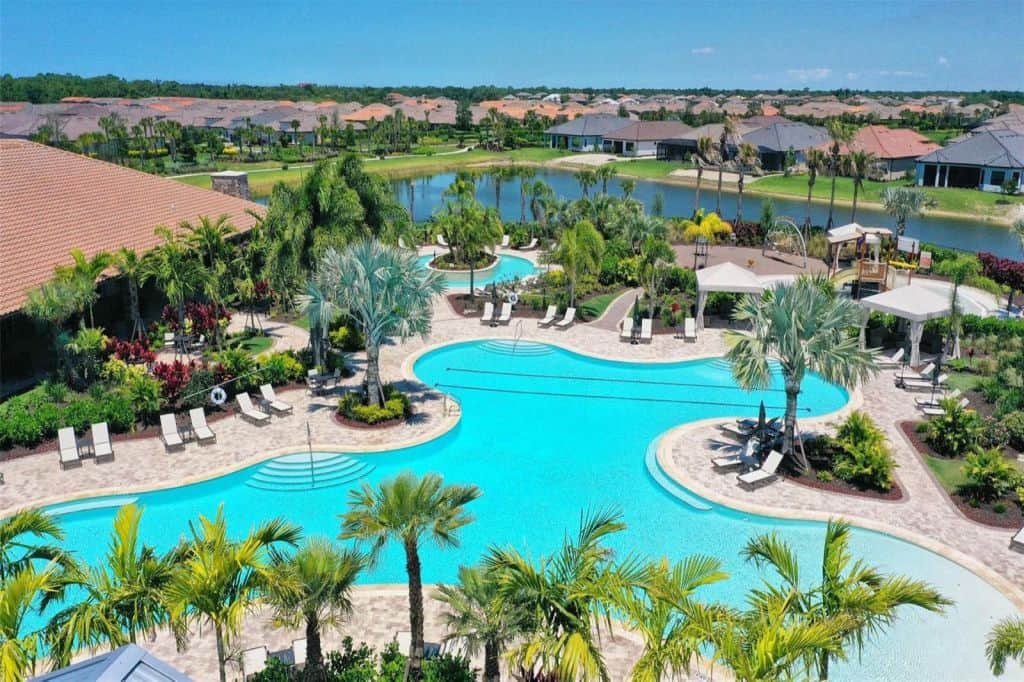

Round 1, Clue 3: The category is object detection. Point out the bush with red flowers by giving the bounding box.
[152,360,194,403]
[160,302,231,334]
[106,338,156,365]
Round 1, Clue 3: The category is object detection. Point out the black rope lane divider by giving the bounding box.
[443,367,788,393]
[434,382,811,413]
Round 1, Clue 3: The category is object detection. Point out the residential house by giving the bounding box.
[842,125,941,178]
[915,129,1024,192]
[543,114,633,151]
[33,644,192,681]
[740,120,831,170]
[602,120,692,157]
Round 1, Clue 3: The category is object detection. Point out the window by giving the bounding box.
[990,170,1005,186]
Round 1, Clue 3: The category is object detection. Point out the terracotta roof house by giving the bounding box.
[845,125,941,178]
[0,139,264,391]
[602,120,693,157]
[543,114,633,152]
[343,103,395,123]
[915,129,1024,192]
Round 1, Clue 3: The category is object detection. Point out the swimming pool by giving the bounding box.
[37,341,1021,679]
[416,253,538,288]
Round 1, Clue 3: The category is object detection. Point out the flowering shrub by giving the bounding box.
[160,302,231,334]
[107,338,156,364]
[152,360,194,402]
[258,351,305,386]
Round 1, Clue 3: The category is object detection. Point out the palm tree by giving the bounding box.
[694,136,714,214]
[527,179,554,230]
[0,508,67,583]
[164,505,301,682]
[313,240,445,407]
[574,169,597,197]
[726,277,878,471]
[484,509,639,682]
[825,118,854,229]
[595,164,618,195]
[55,248,112,326]
[1,562,64,681]
[490,165,518,213]
[113,247,146,341]
[845,149,877,223]
[639,236,675,319]
[516,166,537,223]
[716,116,738,214]
[43,504,178,667]
[880,186,930,236]
[678,210,732,243]
[341,472,481,682]
[141,226,209,335]
[987,616,1024,676]
[551,220,605,307]
[64,324,109,386]
[935,254,982,358]
[264,538,365,672]
[298,282,340,370]
[183,214,236,269]
[435,565,529,682]
[619,178,636,200]
[743,520,951,681]
[734,142,760,225]
[804,148,827,229]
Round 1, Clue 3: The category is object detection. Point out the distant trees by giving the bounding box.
[825,118,854,229]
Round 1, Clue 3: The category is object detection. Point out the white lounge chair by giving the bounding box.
[738,450,784,488]
[712,441,756,469]
[90,422,113,459]
[237,393,271,423]
[915,388,961,408]
[189,408,216,442]
[436,234,449,247]
[398,236,408,249]
[496,302,512,324]
[241,646,268,678]
[520,237,538,250]
[292,638,307,667]
[620,318,633,341]
[640,318,653,343]
[160,413,184,449]
[57,427,79,469]
[439,636,470,658]
[683,317,697,341]
[894,362,935,380]
[538,305,558,326]
[555,307,576,329]
[500,234,510,248]
[901,373,949,391]
[163,332,175,348]
[875,348,904,367]
[480,301,495,324]
[921,396,969,417]
[260,384,294,415]
[719,422,756,441]
[1012,526,1024,551]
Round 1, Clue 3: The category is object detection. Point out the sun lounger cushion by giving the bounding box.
[539,305,557,326]
[189,408,216,441]
[640,318,653,341]
[556,308,576,328]
[91,422,113,458]
[738,450,783,487]
[58,427,79,467]
[237,393,270,422]
[480,302,494,323]
[160,413,184,447]
[497,302,512,323]
[620,318,633,339]
[260,384,293,414]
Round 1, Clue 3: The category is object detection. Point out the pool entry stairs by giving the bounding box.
[478,340,553,357]
[246,452,375,491]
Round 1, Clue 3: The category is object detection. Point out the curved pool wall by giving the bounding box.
[34,341,1022,680]
[416,253,538,287]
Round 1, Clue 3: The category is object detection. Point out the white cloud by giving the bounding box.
[691,46,715,55]
[879,69,927,78]
[787,68,832,82]
[846,72,860,81]
[938,56,949,66]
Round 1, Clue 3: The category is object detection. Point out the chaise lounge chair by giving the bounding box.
[683,317,697,341]
[480,302,494,324]
[90,422,113,460]
[260,384,294,415]
[500,234,510,248]
[555,307,576,329]
[894,362,934,381]
[189,408,216,442]
[712,440,757,469]
[875,347,904,368]
[291,638,307,667]
[737,450,784,488]
[921,396,969,417]
[538,305,558,326]
[519,238,538,250]
[394,631,441,660]
[236,393,271,424]
[901,373,949,391]
[640,318,653,343]
[58,427,80,469]
[620,318,633,341]
[1012,526,1024,551]
[915,388,961,409]
[496,302,512,324]
[436,234,448,247]
[160,413,184,449]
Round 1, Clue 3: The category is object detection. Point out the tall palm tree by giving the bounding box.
[164,505,301,682]
[490,165,518,213]
[574,169,597,197]
[435,565,529,682]
[845,149,877,223]
[55,249,112,326]
[678,210,732,244]
[825,118,854,229]
[619,178,637,200]
[527,180,554,230]
[639,236,675,319]
[298,282,340,370]
[743,520,951,681]
[726,277,878,471]
[313,240,445,407]
[734,142,760,225]
[516,166,537,223]
[987,616,1024,676]
[595,164,618,195]
[880,186,930,236]
[694,136,714,214]
[935,254,982,358]
[43,504,178,667]
[716,116,738,214]
[113,247,146,341]
[804,148,827,229]
[1,562,64,682]
[551,220,605,307]
[341,472,481,682]
[0,508,67,583]
[263,538,365,672]
[141,226,209,334]
[183,214,236,270]
[484,509,640,682]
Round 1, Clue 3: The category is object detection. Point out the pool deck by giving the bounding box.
[3,296,1023,677]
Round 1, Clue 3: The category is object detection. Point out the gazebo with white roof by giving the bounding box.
[858,284,950,366]
[695,262,764,330]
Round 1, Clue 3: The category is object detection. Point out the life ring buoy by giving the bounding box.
[507,292,519,305]
[210,387,227,406]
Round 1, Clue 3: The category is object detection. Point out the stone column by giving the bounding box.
[210,171,251,200]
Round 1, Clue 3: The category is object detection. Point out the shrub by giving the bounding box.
[215,348,259,392]
[832,411,896,490]
[658,265,697,295]
[259,351,305,385]
[125,374,164,423]
[152,360,194,403]
[338,384,412,424]
[981,416,1011,449]
[181,368,216,410]
[959,447,1023,502]
[107,337,156,364]
[926,397,983,456]
[329,325,365,352]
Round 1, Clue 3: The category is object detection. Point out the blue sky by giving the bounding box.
[1,0,1021,91]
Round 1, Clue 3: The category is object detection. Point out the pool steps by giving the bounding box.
[48,496,140,516]
[246,452,375,491]
[478,340,553,357]
[644,437,714,512]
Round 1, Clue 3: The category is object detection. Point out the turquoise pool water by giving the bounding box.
[36,341,1020,680]
[416,253,538,288]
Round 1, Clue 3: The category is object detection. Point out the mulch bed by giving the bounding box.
[783,470,905,501]
[899,420,1024,529]
[332,412,408,430]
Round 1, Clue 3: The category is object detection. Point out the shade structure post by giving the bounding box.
[696,290,708,330]
[909,320,925,367]
[858,307,870,350]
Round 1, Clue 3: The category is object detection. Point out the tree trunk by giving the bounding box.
[827,163,838,229]
[716,166,723,214]
[569,279,576,308]
[736,171,745,225]
[805,180,814,228]
[784,383,808,473]
[128,279,143,341]
[404,538,426,682]
[851,181,860,223]
[484,640,501,682]
[365,344,383,407]
[520,184,527,223]
[306,612,323,670]
[495,180,501,212]
[694,166,702,214]
[214,622,228,682]
[818,650,830,682]
[469,265,475,301]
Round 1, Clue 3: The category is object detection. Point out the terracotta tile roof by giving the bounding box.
[848,125,941,159]
[343,103,395,122]
[0,140,264,316]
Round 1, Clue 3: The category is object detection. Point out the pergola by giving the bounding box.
[695,262,763,330]
[859,284,950,366]
[826,222,893,277]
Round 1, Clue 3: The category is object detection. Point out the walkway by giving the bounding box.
[592,287,644,331]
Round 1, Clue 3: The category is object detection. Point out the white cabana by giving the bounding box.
[695,262,764,330]
[859,284,950,366]
[826,223,893,275]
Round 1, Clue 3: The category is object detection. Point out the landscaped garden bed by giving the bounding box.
[335,383,413,428]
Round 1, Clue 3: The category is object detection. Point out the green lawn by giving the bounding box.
[946,370,983,393]
[925,455,966,493]
[579,289,625,320]
[918,129,964,145]
[609,159,691,179]
[230,333,273,356]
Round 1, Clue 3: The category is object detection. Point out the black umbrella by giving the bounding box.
[632,295,642,327]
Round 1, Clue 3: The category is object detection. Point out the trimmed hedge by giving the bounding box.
[0,385,137,449]
[338,384,412,425]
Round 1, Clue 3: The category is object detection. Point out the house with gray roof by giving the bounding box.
[602,120,692,157]
[544,114,632,151]
[31,644,192,681]
[915,129,1024,192]
[740,121,830,170]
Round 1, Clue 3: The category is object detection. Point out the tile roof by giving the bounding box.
[847,125,941,159]
[741,121,830,152]
[602,120,692,142]
[0,140,264,316]
[32,643,192,681]
[916,129,1024,168]
[544,114,634,137]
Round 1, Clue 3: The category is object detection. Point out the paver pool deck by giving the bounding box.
[3,295,1022,679]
